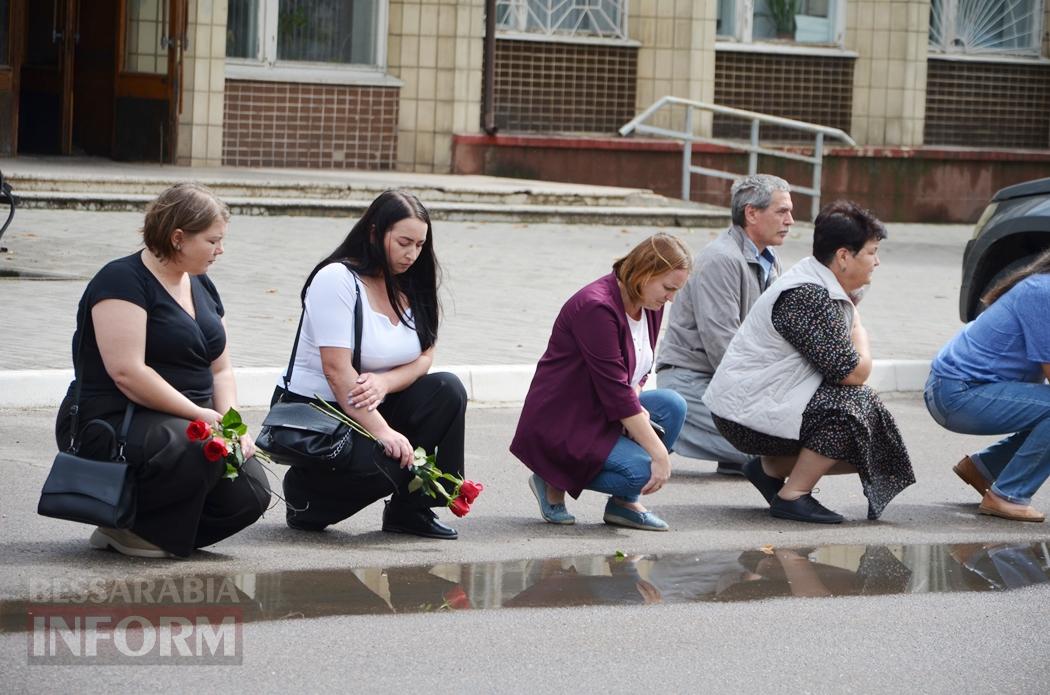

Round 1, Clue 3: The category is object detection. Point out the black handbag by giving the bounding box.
[257,263,363,470]
[38,309,137,529]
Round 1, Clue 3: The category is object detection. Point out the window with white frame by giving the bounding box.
[929,0,1044,57]
[226,0,382,68]
[495,0,628,41]
[717,0,842,45]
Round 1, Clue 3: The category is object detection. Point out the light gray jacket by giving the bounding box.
[702,257,854,439]
[656,225,781,376]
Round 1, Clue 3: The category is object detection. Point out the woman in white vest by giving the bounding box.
[703,201,914,524]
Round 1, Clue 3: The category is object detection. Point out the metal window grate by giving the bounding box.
[491,38,638,132]
[929,0,1044,57]
[924,59,1050,148]
[496,0,628,40]
[714,51,854,141]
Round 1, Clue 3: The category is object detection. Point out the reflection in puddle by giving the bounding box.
[3,541,1049,631]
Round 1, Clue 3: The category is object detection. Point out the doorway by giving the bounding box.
[17,0,117,156]
[15,0,185,162]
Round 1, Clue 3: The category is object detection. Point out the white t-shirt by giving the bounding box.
[281,263,422,401]
[626,312,653,387]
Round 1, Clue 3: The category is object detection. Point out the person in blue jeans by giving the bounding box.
[511,234,691,531]
[924,250,1050,522]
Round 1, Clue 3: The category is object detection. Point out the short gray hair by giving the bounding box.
[730,174,790,227]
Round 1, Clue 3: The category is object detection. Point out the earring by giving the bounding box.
[175,244,182,251]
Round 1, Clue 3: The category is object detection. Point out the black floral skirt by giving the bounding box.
[713,383,915,519]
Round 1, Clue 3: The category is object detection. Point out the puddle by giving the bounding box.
[2,540,1048,632]
[0,268,84,281]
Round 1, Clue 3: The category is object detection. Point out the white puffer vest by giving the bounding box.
[702,256,854,439]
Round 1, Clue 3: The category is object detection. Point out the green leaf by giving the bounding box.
[223,462,239,480]
[408,476,423,493]
[221,408,242,429]
[235,423,248,436]
[614,550,626,559]
[235,447,245,465]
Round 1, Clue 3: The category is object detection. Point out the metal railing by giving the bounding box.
[619,96,857,219]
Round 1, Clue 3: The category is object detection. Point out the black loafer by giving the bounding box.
[715,461,745,476]
[382,502,458,540]
[770,493,844,524]
[743,457,784,504]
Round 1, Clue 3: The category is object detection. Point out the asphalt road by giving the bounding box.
[2,399,1049,693]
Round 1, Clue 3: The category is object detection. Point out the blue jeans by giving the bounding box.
[585,389,687,503]
[924,374,1050,505]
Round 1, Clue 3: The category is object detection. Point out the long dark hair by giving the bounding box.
[302,190,440,351]
[983,248,1050,308]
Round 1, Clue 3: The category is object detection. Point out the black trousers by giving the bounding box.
[56,393,272,558]
[279,372,467,529]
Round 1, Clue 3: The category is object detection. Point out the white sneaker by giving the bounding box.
[89,527,172,558]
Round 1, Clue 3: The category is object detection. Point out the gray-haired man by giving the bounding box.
[656,174,794,475]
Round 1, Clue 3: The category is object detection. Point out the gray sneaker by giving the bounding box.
[89,527,172,558]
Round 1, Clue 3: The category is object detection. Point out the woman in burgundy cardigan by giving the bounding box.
[510,234,692,531]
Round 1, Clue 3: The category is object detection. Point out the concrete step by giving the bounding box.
[9,171,671,207]
[1,157,730,227]
[14,190,730,227]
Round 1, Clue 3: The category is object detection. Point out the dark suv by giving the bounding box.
[959,177,1050,321]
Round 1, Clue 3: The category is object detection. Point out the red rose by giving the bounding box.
[203,438,229,462]
[458,480,484,504]
[449,496,471,517]
[186,419,211,441]
[442,586,471,610]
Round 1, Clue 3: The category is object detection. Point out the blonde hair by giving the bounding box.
[141,183,230,260]
[613,233,693,304]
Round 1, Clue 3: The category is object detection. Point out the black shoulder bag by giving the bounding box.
[38,306,137,529]
[257,263,363,471]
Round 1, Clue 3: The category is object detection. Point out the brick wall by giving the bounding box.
[491,38,638,132]
[222,80,399,169]
[714,51,855,140]
[925,59,1050,149]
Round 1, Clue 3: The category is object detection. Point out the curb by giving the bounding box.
[0,361,930,409]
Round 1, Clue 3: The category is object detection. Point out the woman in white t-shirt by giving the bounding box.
[274,190,466,539]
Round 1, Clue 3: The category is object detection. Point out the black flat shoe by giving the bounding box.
[769,493,844,524]
[743,457,784,504]
[382,502,458,540]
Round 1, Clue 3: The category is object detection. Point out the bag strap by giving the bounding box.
[68,300,136,459]
[281,261,363,394]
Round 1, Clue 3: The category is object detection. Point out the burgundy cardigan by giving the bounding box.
[510,272,663,497]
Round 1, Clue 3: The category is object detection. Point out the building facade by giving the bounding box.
[1,1,1047,175]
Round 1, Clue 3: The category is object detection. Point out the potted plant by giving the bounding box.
[767,0,801,39]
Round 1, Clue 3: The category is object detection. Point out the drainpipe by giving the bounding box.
[482,0,498,135]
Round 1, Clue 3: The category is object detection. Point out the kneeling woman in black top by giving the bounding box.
[275,190,466,539]
[55,183,271,558]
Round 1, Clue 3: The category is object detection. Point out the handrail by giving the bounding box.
[0,170,16,253]
[620,96,857,219]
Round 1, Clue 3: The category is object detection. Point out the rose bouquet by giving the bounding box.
[186,408,275,480]
[311,398,484,517]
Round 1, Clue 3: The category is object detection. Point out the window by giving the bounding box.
[124,0,167,74]
[227,0,382,67]
[929,0,1044,57]
[496,0,628,41]
[717,0,842,46]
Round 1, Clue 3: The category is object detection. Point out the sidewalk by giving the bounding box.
[0,207,970,406]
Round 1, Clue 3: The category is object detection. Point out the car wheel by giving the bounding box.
[975,252,1041,315]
